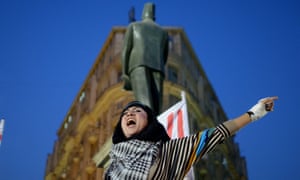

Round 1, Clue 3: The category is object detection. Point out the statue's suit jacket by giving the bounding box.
[122,19,169,76]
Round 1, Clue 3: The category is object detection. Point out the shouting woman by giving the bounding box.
[104,96,278,179]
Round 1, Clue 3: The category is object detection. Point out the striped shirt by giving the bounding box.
[148,123,231,179]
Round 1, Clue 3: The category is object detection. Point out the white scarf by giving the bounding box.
[106,139,160,180]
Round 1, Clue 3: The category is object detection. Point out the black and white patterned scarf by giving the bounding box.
[106,139,160,180]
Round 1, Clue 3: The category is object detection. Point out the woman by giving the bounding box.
[105,96,278,179]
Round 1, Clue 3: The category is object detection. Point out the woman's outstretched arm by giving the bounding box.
[223,96,278,135]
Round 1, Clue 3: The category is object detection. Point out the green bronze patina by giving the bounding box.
[121,3,169,115]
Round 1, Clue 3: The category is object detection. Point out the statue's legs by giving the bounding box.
[152,70,163,115]
[130,67,164,116]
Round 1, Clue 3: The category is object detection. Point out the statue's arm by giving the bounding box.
[121,24,134,90]
[121,24,134,77]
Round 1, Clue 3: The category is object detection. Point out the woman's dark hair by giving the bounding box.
[112,101,170,144]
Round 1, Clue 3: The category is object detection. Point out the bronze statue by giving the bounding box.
[121,3,169,116]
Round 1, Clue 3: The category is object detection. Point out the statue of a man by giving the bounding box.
[121,3,169,116]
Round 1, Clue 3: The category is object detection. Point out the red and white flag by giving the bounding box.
[0,119,5,146]
[157,91,190,139]
[157,91,194,179]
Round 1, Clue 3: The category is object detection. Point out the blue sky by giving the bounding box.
[0,0,299,179]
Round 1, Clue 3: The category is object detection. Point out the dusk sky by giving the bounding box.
[0,0,299,179]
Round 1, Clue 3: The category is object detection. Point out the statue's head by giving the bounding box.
[142,3,155,21]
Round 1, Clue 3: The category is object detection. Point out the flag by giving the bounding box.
[157,91,195,179]
[157,91,189,139]
[0,119,4,146]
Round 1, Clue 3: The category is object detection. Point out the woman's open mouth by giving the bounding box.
[127,119,136,126]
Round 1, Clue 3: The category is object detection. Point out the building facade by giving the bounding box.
[45,26,248,180]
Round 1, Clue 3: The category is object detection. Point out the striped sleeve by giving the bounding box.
[198,123,231,158]
[149,123,231,180]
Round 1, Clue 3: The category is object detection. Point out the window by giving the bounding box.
[79,91,86,103]
[168,65,178,83]
[168,36,174,52]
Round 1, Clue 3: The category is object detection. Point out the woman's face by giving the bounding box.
[121,106,148,138]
